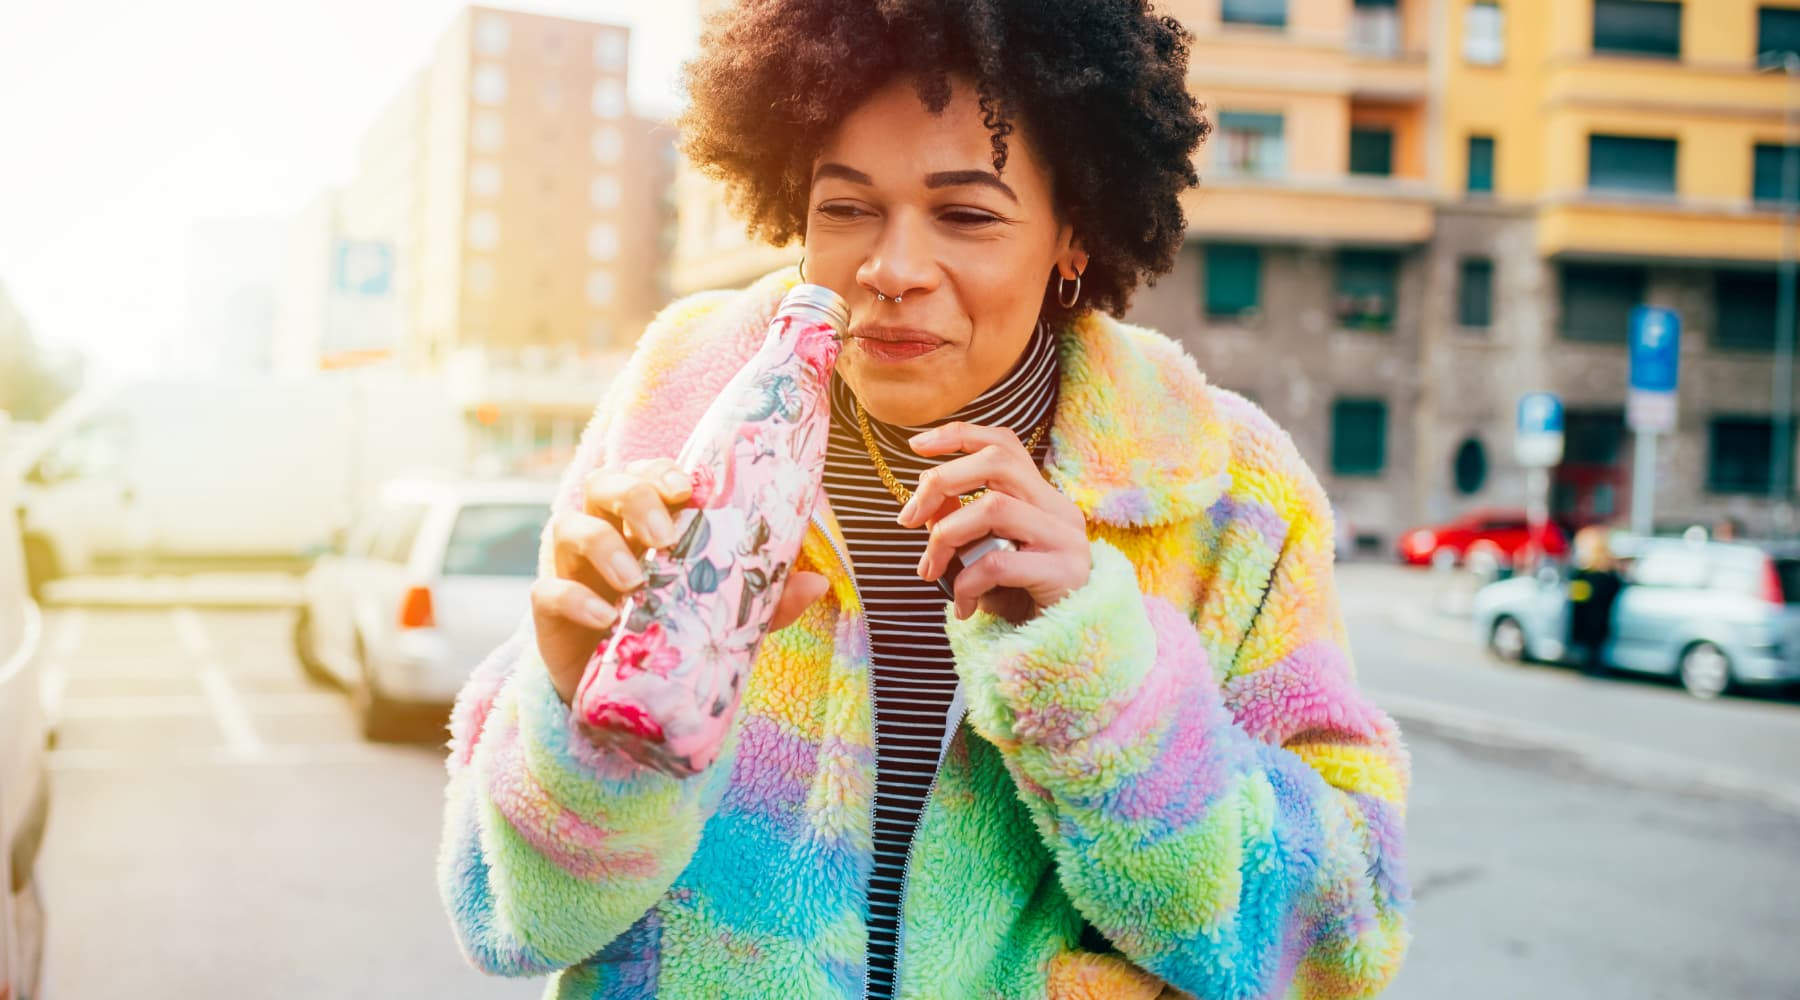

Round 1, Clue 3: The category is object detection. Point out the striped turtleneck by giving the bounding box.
[821,322,1059,999]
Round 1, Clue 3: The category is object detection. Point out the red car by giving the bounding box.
[1397,508,1568,568]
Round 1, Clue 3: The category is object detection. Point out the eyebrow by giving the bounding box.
[812,162,1019,204]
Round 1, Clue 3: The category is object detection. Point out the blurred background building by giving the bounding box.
[260,4,677,476]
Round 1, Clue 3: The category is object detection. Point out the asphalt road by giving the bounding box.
[29,565,1800,999]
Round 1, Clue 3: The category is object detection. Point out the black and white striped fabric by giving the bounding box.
[820,323,1058,999]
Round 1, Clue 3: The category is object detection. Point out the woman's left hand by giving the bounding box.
[897,422,1091,624]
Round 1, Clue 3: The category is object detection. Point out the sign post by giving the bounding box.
[1627,306,1682,537]
[1516,392,1565,570]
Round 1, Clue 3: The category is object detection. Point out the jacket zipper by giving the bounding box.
[892,702,968,1000]
[809,510,879,1000]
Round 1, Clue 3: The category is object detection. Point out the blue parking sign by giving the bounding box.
[1629,306,1680,394]
[1515,392,1564,468]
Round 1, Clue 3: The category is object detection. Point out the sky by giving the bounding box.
[0,0,701,377]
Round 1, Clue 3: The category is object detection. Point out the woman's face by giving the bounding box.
[805,75,1087,427]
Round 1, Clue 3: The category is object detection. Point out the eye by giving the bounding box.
[815,203,869,221]
[942,209,1000,227]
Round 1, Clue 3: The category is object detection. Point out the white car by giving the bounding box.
[0,414,49,1000]
[295,479,554,741]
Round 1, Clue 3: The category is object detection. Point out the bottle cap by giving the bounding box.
[778,284,850,336]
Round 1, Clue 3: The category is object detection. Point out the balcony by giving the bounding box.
[1184,7,1427,100]
[1539,194,1789,264]
[1186,171,1435,246]
[1542,54,1788,116]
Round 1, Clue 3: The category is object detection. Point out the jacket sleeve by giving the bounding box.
[435,343,736,979]
[943,433,1411,998]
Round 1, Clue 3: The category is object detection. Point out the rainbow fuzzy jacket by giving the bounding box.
[438,267,1412,999]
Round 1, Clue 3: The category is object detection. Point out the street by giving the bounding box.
[30,565,1800,999]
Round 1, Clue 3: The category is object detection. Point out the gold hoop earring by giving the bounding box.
[1057,272,1082,310]
[797,256,806,282]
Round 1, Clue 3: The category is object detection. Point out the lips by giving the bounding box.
[850,325,945,363]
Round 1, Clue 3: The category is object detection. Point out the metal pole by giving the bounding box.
[1525,466,1549,570]
[1632,430,1657,537]
[1772,53,1799,535]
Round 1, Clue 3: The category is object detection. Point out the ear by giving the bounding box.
[1053,224,1089,280]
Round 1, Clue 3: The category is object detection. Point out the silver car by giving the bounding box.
[0,415,49,1000]
[295,479,553,740]
[1473,535,1800,699]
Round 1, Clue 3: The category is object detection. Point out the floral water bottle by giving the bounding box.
[573,284,849,776]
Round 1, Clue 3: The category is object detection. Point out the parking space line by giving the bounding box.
[173,608,266,761]
[46,742,427,772]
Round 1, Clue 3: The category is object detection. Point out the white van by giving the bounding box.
[10,374,466,594]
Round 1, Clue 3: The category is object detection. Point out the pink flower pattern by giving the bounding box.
[613,623,679,680]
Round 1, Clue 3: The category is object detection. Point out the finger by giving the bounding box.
[949,546,1064,619]
[585,469,681,549]
[623,457,694,507]
[531,575,620,633]
[552,510,646,597]
[769,571,829,632]
[897,445,1050,527]
[917,492,1056,583]
[906,421,1032,460]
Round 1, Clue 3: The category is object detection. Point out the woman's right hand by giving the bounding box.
[531,457,830,706]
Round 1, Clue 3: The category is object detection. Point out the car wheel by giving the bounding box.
[352,639,408,743]
[291,609,336,688]
[1430,547,1459,571]
[21,535,57,603]
[1489,616,1528,663]
[1678,642,1733,700]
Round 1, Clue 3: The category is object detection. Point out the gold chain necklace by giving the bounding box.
[853,399,1051,507]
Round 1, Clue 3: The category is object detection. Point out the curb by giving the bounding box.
[41,576,304,610]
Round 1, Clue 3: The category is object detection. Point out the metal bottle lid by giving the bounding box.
[777,283,850,336]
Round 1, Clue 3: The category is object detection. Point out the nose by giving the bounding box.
[856,208,936,303]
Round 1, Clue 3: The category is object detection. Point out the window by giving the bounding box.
[467,211,500,251]
[1755,143,1799,204]
[595,30,628,71]
[1454,438,1489,495]
[442,503,547,577]
[1715,271,1788,351]
[541,79,563,111]
[1350,0,1401,57]
[1709,416,1793,495]
[591,79,626,118]
[1349,127,1394,176]
[1215,112,1286,177]
[587,270,617,306]
[1630,545,1713,588]
[475,13,510,56]
[1336,250,1400,331]
[1464,0,1505,64]
[542,29,564,60]
[1564,409,1626,466]
[1459,258,1494,329]
[592,126,623,163]
[1593,0,1682,58]
[1332,399,1388,477]
[1467,135,1496,194]
[1760,6,1800,62]
[472,112,504,151]
[469,161,502,198]
[587,223,619,261]
[466,258,496,296]
[1222,0,1287,28]
[1587,134,1677,196]
[473,64,508,106]
[1559,263,1644,342]
[590,174,621,209]
[371,503,429,565]
[1205,244,1263,320]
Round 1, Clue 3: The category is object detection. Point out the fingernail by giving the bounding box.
[897,496,918,525]
[917,552,930,578]
[910,429,941,449]
[661,470,690,496]
[653,513,679,549]
[582,598,617,629]
[608,550,645,588]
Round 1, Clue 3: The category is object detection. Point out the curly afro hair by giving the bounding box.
[677,0,1208,321]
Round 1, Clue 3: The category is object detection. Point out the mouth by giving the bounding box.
[849,325,947,364]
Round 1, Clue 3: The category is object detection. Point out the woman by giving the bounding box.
[1566,526,1624,678]
[438,2,1411,997]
